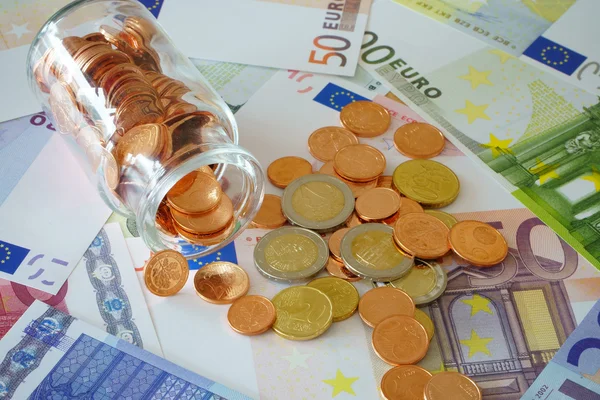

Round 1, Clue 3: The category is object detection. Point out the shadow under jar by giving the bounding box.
[27,0,265,258]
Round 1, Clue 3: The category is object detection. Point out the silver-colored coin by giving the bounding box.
[340,223,413,282]
[282,174,354,233]
[390,259,447,305]
[253,226,329,282]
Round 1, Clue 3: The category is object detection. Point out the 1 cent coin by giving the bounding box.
[267,156,312,188]
[380,365,432,400]
[355,187,401,221]
[227,295,276,335]
[359,286,415,327]
[194,261,249,304]
[393,122,445,159]
[170,195,234,235]
[448,220,508,267]
[328,227,350,261]
[144,250,189,297]
[393,213,450,259]
[372,315,429,365]
[397,198,424,217]
[325,257,362,282]
[424,372,481,400]
[308,126,358,161]
[340,101,391,138]
[252,194,286,229]
[166,170,222,214]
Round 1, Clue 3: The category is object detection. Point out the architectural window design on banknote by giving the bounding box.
[0,307,74,398]
[28,333,217,399]
[82,229,143,348]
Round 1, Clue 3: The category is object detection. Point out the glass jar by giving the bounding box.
[27,0,265,258]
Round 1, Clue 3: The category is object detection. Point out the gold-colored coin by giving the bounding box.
[413,309,435,341]
[390,262,437,300]
[308,126,358,161]
[424,372,481,400]
[393,160,460,208]
[448,220,508,267]
[334,144,386,182]
[340,101,391,138]
[144,250,189,297]
[424,209,458,228]
[307,276,359,322]
[267,156,312,188]
[272,286,333,340]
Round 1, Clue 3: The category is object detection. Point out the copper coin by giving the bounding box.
[340,101,391,138]
[380,365,432,400]
[393,213,449,259]
[372,315,429,365]
[358,286,415,328]
[267,156,312,188]
[319,161,377,198]
[194,262,249,304]
[156,200,177,237]
[424,372,481,400]
[167,170,222,214]
[325,257,361,282]
[394,122,445,159]
[252,194,286,229]
[355,188,401,221]
[377,175,394,189]
[334,144,386,182]
[398,197,424,217]
[227,295,276,335]
[308,126,359,161]
[346,212,363,228]
[328,227,350,261]
[113,123,167,168]
[175,217,235,247]
[144,250,189,297]
[448,220,508,267]
[115,94,164,132]
[170,194,234,235]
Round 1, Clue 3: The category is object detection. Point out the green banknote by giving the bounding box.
[362,1,600,269]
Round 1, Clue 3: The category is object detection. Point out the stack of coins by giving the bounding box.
[33,17,240,250]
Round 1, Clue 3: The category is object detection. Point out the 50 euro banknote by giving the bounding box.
[360,0,600,271]
[122,69,600,399]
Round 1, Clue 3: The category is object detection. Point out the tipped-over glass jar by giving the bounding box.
[27,0,265,258]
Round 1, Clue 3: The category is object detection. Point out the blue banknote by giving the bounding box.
[0,301,250,399]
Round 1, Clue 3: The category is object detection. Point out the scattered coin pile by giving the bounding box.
[33,17,235,248]
[142,100,509,399]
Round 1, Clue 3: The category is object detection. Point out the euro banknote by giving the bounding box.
[393,0,575,56]
[0,223,162,356]
[123,69,600,399]
[0,300,249,399]
[359,0,600,271]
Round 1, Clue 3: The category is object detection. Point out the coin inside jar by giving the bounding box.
[308,126,358,162]
[355,187,401,221]
[340,224,414,282]
[113,123,168,168]
[339,101,391,138]
[393,213,450,259]
[254,226,329,282]
[170,194,234,235]
[144,250,189,297]
[372,315,429,365]
[393,122,445,159]
[358,286,415,327]
[166,170,222,214]
[194,262,249,304]
[227,295,276,336]
[282,174,354,232]
[334,144,386,182]
[267,156,312,188]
